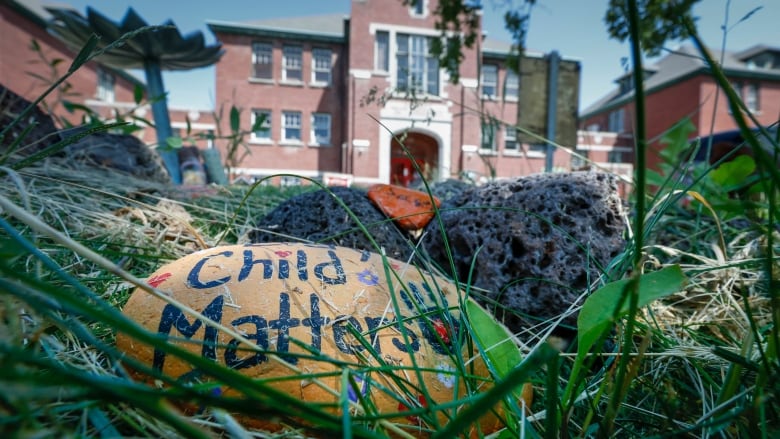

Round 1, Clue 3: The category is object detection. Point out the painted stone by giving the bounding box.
[367,184,441,231]
[117,243,508,435]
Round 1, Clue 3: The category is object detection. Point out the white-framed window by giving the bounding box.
[250,109,272,142]
[396,33,439,95]
[410,0,425,16]
[746,83,760,111]
[608,149,624,163]
[282,45,303,82]
[251,42,273,79]
[480,117,499,152]
[608,109,625,133]
[312,48,332,85]
[311,113,331,146]
[527,144,547,155]
[505,68,519,100]
[481,64,498,98]
[504,126,517,151]
[96,67,115,102]
[375,30,389,72]
[282,111,302,142]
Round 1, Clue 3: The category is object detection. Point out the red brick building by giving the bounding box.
[207,0,576,186]
[580,44,780,172]
[1,0,216,152]
[1,0,141,124]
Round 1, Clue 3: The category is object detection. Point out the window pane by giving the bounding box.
[252,42,272,79]
[312,113,331,145]
[312,48,332,84]
[505,69,519,99]
[396,33,438,95]
[481,118,497,150]
[504,126,517,150]
[251,110,271,140]
[283,111,302,141]
[97,68,115,102]
[375,31,389,71]
[482,64,498,97]
[746,83,759,111]
[283,45,302,81]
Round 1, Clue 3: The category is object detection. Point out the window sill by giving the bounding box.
[249,139,273,145]
[280,141,304,147]
[373,70,390,77]
[308,143,332,147]
[391,91,443,101]
[248,77,274,85]
[505,96,518,102]
[308,82,331,88]
[280,80,304,87]
[481,94,498,101]
[478,149,498,156]
[503,150,545,158]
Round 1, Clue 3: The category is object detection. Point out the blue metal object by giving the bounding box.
[545,50,560,173]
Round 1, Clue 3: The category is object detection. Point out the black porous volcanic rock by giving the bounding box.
[0,84,60,156]
[63,132,170,183]
[421,172,626,333]
[248,187,414,260]
[412,178,475,204]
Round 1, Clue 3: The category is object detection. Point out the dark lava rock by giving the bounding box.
[248,187,414,260]
[0,84,60,156]
[63,131,170,183]
[1,84,169,183]
[413,178,475,204]
[421,172,627,334]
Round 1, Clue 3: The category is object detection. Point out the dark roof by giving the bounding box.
[207,14,348,42]
[582,44,780,117]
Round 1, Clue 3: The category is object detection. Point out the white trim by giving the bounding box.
[171,121,216,130]
[350,69,372,79]
[352,176,386,185]
[460,78,478,88]
[369,23,440,38]
[352,139,370,148]
[576,144,633,152]
[461,144,479,153]
[231,167,321,178]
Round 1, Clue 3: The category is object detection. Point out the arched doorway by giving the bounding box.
[390,130,439,187]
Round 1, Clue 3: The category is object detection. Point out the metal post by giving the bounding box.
[545,50,560,173]
[144,59,182,184]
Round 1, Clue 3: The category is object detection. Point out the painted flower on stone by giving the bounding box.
[356,269,379,286]
[347,375,368,403]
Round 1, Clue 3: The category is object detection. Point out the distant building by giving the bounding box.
[207,0,578,186]
[580,44,780,172]
[1,0,215,150]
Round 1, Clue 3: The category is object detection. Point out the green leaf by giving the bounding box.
[229,106,240,133]
[166,136,183,149]
[466,299,523,379]
[577,265,687,360]
[133,84,144,105]
[251,113,266,132]
[562,266,688,407]
[68,34,100,73]
[659,118,696,163]
[30,39,41,52]
[709,154,756,189]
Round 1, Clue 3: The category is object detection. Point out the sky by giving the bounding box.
[57,0,780,112]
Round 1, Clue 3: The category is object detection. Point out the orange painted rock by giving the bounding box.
[117,243,508,436]
[367,184,441,231]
